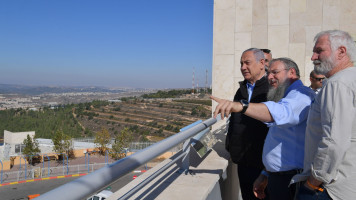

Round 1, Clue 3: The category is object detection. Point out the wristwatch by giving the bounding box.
[239,99,249,114]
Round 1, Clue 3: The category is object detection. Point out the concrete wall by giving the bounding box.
[3,130,36,159]
[4,130,35,144]
[210,0,356,198]
[212,0,356,102]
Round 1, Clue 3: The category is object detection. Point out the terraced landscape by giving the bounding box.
[76,94,212,142]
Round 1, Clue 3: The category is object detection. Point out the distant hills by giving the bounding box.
[0,84,144,95]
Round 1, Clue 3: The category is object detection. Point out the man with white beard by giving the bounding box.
[211,57,315,200]
[291,30,356,200]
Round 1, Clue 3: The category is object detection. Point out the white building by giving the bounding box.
[0,130,35,160]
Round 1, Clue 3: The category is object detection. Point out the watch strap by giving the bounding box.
[240,99,249,114]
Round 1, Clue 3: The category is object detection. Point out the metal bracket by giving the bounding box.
[177,138,203,175]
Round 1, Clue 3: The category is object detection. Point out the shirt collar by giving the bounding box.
[285,79,303,95]
[246,82,255,88]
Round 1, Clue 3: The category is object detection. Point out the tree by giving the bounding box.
[94,127,111,155]
[191,107,198,116]
[22,134,41,165]
[52,130,73,159]
[110,127,133,160]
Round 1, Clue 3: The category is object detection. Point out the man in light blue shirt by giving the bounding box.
[262,79,314,173]
[211,57,315,200]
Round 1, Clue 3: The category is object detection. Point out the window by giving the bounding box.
[15,144,26,154]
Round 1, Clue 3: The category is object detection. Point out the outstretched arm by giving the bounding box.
[210,96,273,122]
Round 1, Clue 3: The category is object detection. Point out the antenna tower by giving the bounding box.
[192,67,195,94]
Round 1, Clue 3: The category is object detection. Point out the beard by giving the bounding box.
[267,80,291,102]
[314,55,336,75]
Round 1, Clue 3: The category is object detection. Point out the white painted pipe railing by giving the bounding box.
[36,117,218,200]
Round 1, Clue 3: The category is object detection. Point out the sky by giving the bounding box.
[0,0,214,89]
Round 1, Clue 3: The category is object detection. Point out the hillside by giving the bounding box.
[0,91,212,142]
[75,95,212,142]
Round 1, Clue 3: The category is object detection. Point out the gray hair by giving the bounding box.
[270,57,300,78]
[314,30,356,63]
[242,48,265,62]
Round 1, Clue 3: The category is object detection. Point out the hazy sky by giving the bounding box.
[0,0,213,89]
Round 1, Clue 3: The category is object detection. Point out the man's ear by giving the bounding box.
[260,59,265,70]
[289,68,296,77]
[337,46,347,59]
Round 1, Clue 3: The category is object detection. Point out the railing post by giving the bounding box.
[178,127,210,174]
[43,154,50,177]
[179,138,192,173]
[25,156,27,180]
[63,153,69,175]
[20,156,27,180]
[177,120,208,174]
[0,160,3,183]
[84,151,87,169]
[105,150,108,165]
[67,154,69,175]
[19,156,21,171]
[62,153,65,176]
[87,152,90,173]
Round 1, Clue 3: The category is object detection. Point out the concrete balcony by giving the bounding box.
[108,123,242,200]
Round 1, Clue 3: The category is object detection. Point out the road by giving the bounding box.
[0,168,146,200]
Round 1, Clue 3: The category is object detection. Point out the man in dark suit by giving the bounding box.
[226,48,269,200]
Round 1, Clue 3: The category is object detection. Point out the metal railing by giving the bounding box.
[0,141,160,183]
[0,163,111,183]
[36,117,219,200]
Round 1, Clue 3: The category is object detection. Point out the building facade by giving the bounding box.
[212,0,356,103]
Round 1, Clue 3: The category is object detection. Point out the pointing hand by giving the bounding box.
[210,96,242,119]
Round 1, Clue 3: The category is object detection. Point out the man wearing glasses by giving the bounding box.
[309,70,325,94]
[211,57,315,200]
[261,49,272,65]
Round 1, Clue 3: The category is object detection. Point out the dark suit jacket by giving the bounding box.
[226,76,269,169]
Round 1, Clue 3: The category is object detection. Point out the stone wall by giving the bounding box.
[212,0,356,102]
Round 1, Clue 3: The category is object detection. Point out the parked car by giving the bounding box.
[87,190,113,200]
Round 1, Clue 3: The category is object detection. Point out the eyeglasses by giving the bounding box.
[312,77,325,81]
[267,69,287,76]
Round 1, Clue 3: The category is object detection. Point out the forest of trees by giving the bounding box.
[0,106,83,138]
[141,89,192,98]
[0,100,114,138]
